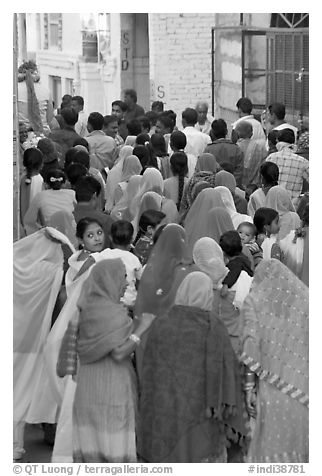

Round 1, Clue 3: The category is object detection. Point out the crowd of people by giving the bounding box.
[14,60,309,464]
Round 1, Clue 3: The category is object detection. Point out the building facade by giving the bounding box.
[23,12,308,128]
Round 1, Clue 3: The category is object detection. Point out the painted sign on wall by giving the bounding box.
[121,30,132,72]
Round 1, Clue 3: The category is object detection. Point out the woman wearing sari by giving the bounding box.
[214,170,248,214]
[247,162,279,218]
[184,188,235,255]
[265,185,301,240]
[137,271,249,463]
[214,186,253,229]
[105,145,134,212]
[134,224,196,382]
[13,227,75,461]
[279,203,309,286]
[110,175,142,222]
[113,155,142,206]
[73,259,155,462]
[130,167,164,217]
[131,168,178,235]
[133,190,178,237]
[239,259,308,462]
[179,152,221,223]
[193,237,252,354]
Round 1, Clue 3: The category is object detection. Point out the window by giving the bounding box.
[50,75,62,109]
[49,13,59,47]
[270,13,309,28]
[266,14,309,121]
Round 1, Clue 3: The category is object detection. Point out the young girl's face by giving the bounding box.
[238,225,254,245]
[80,223,105,253]
[267,215,280,236]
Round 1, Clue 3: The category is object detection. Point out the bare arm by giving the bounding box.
[111,313,156,362]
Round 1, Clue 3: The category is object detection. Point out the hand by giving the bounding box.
[220,285,228,297]
[245,388,257,419]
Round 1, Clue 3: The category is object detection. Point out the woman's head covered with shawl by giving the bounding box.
[133,191,163,237]
[185,188,233,255]
[121,154,142,182]
[175,271,214,311]
[191,181,213,202]
[213,185,237,216]
[193,237,229,288]
[215,170,236,194]
[134,223,187,317]
[195,152,219,173]
[131,167,164,217]
[207,207,235,243]
[118,145,134,163]
[265,185,295,216]
[78,258,126,310]
[110,174,142,221]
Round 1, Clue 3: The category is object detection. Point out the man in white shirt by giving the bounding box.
[72,96,88,137]
[194,101,214,135]
[182,108,211,157]
[86,112,117,172]
[232,97,266,141]
[268,102,298,140]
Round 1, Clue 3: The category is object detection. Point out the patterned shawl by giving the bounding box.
[76,259,133,364]
[239,259,309,407]
[179,169,220,222]
[137,302,248,462]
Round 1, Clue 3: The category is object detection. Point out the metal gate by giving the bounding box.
[211,25,309,128]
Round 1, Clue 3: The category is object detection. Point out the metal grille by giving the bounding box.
[266,31,309,120]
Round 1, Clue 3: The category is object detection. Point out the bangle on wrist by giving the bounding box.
[129,334,141,345]
[245,371,256,384]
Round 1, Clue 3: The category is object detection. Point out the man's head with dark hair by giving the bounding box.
[211,119,228,139]
[75,175,101,203]
[124,89,138,106]
[151,101,164,113]
[60,94,73,110]
[73,150,90,170]
[138,115,151,134]
[146,111,158,127]
[268,102,286,123]
[103,115,119,138]
[219,230,243,257]
[111,220,134,247]
[267,130,279,152]
[65,163,88,187]
[112,100,127,121]
[127,119,142,136]
[236,97,253,116]
[260,161,279,186]
[182,108,198,127]
[155,113,174,135]
[60,107,79,127]
[64,148,78,172]
[73,137,90,151]
[71,96,85,113]
[277,128,295,145]
[170,130,187,151]
[87,112,104,132]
